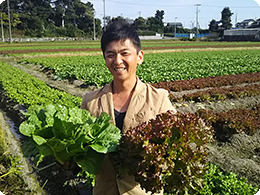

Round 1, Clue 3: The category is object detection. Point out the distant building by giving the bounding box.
[125,18,134,25]
[248,18,260,28]
[166,22,183,28]
[223,28,260,41]
[235,19,255,28]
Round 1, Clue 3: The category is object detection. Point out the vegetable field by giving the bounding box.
[16,49,260,87]
[0,40,260,194]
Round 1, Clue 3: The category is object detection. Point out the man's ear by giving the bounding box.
[137,50,144,65]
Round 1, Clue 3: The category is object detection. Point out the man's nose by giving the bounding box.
[115,54,123,64]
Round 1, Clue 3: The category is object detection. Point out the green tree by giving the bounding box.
[94,18,102,37]
[209,19,218,32]
[164,23,175,34]
[111,16,125,22]
[74,1,95,35]
[155,10,164,22]
[221,7,233,30]
[20,14,45,37]
[7,0,97,37]
[0,0,55,37]
[52,0,69,27]
[104,16,112,26]
[0,12,21,28]
[147,10,164,34]
[134,17,147,31]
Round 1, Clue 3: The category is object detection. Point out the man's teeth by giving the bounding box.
[114,68,125,71]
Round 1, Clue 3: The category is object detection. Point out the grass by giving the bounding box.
[0,114,41,194]
[0,115,26,194]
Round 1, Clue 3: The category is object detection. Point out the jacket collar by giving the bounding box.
[99,83,114,123]
[99,78,145,128]
[123,78,146,132]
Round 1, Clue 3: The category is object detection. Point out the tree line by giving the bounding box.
[0,0,233,38]
[0,0,101,37]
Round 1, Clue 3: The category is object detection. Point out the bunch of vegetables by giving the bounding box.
[19,104,121,175]
[110,110,214,194]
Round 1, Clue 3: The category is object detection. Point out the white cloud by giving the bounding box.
[254,0,260,6]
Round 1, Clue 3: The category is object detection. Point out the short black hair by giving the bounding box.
[101,20,141,54]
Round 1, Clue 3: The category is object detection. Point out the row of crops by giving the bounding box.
[18,49,260,87]
[0,40,260,194]
[0,61,81,108]
[1,40,260,53]
[0,58,259,194]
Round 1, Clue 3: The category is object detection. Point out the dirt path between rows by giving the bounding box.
[11,46,260,58]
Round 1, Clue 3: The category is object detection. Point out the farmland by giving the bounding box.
[13,49,260,87]
[0,39,260,194]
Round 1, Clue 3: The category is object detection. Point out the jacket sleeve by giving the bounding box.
[80,89,104,118]
[159,90,176,114]
[80,92,88,110]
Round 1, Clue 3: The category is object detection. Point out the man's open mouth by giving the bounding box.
[114,67,126,71]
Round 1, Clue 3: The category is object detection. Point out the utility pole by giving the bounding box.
[235,13,237,28]
[103,0,106,31]
[174,17,177,36]
[93,11,96,40]
[1,13,4,42]
[93,17,96,40]
[7,0,12,43]
[194,4,201,38]
[190,21,194,37]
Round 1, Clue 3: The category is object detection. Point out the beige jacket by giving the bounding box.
[81,78,176,195]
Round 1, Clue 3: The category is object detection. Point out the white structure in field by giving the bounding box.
[223,28,260,41]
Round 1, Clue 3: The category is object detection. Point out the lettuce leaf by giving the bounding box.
[19,104,121,175]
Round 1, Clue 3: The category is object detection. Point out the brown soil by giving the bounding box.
[1,44,257,60]
[1,44,260,55]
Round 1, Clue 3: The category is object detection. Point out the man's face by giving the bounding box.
[104,39,143,82]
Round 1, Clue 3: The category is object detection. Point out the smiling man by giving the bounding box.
[81,20,176,195]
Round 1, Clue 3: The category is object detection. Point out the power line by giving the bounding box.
[106,0,194,7]
[102,1,260,9]
[203,4,260,8]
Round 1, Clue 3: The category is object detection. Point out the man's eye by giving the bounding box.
[121,52,130,56]
[106,54,114,58]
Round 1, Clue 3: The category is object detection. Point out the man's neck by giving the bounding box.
[112,77,137,112]
[112,77,137,95]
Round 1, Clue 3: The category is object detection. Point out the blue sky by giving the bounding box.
[0,0,259,29]
[88,0,260,29]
